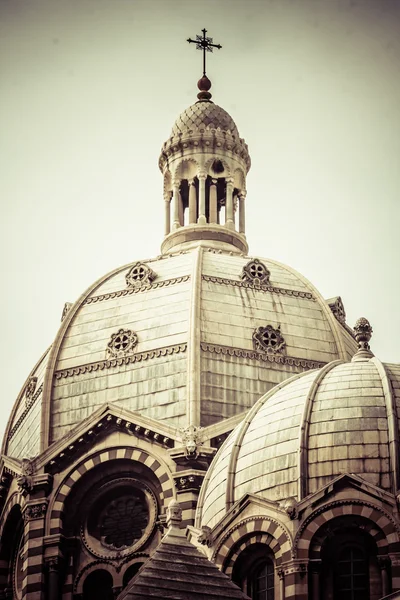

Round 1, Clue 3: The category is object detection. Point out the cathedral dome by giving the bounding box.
[3,250,357,460]
[171,101,240,138]
[196,349,400,530]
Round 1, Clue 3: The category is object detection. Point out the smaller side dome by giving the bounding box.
[197,349,400,531]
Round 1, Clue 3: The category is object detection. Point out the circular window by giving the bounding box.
[81,478,157,559]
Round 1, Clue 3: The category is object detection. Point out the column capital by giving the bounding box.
[198,172,207,181]
[22,500,48,522]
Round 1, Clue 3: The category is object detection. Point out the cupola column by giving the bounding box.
[178,189,184,226]
[164,191,172,235]
[197,173,207,225]
[188,179,197,224]
[209,179,218,224]
[225,178,234,230]
[238,191,246,234]
[172,180,180,230]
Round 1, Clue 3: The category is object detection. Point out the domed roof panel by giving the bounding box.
[171,101,240,138]
[4,348,50,459]
[234,371,317,500]
[308,361,390,492]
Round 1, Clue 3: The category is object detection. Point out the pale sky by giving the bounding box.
[1,0,399,443]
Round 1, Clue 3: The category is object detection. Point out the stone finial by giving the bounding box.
[197,75,212,101]
[166,499,183,535]
[352,317,374,362]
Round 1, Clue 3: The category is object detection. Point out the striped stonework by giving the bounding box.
[0,493,23,591]
[213,516,292,573]
[294,500,400,591]
[21,501,47,600]
[0,492,22,531]
[48,446,175,537]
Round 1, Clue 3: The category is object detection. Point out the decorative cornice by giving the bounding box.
[201,342,326,370]
[7,383,43,442]
[83,275,190,305]
[54,343,187,380]
[202,275,315,300]
[47,413,174,473]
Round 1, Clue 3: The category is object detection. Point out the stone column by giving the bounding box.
[21,501,48,600]
[278,569,285,600]
[197,173,207,225]
[379,557,390,597]
[225,178,234,230]
[188,179,197,224]
[239,191,246,234]
[209,179,218,224]
[46,557,59,600]
[309,560,321,600]
[178,190,184,226]
[172,180,180,230]
[164,191,172,235]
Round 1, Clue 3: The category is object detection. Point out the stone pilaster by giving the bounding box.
[21,500,47,600]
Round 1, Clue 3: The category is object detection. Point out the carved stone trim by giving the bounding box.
[54,343,187,380]
[8,384,43,441]
[202,275,315,300]
[84,275,190,305]
[201,342,326,370]
[173,474,204,492]
[23,501,47,522]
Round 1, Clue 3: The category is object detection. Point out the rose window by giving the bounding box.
[126,262,156,288]
[253,325,286,355]
[242,259,270,286]
[107,329,138,358]
[83,478,157,560]
[100,495,148,549]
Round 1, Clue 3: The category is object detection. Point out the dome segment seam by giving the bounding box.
[371,357,400,494]
[298,360,344,500]
[225,370,311,512]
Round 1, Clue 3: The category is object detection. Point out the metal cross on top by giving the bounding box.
[187,28,222,77]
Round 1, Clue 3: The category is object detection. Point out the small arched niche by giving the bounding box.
[82,569,114,600]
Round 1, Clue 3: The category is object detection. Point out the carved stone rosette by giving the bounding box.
[126,262,156,288]
[253,325,286,355]
[25,376,38,401]
[242,259,270,286]
[107,329,138,358]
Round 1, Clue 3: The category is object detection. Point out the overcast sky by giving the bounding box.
[1,0,399,443]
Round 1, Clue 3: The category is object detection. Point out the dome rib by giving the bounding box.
[371,356,400,493]
[225,371,307,512]
[298,360,344,500]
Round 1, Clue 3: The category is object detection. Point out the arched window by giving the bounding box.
[123,562,143,587]
[251,558,275,600]
[83,570,114,600]
[232,543,275,600]
[335,546,369,600]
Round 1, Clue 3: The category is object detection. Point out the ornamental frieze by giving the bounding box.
[202,275,315,300]
[8,383,43,442]
[201,342,325,370]
[54,343,187,380]
[84,275,190,305]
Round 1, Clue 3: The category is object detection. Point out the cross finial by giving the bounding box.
[187,28,222,101]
